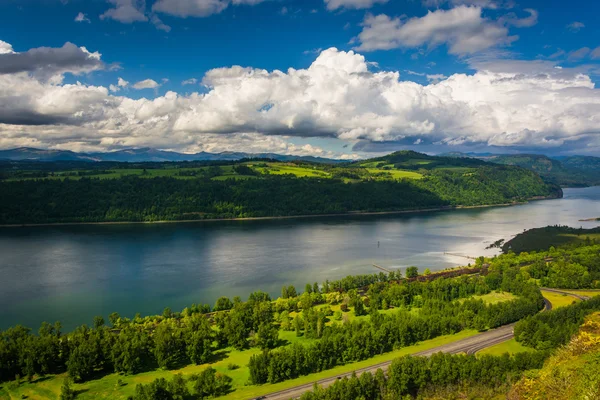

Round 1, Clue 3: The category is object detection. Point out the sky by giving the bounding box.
[0,0,599,158]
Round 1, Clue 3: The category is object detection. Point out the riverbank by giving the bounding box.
[0,195,560,228]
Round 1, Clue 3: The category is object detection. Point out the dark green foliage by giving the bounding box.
[490,153,600,187]
[185,316,214,365]
[59,377,75,400]
[255,323,279,350]
[281,285,297,299]
[405,266,419,279]
[93,316,105,329]
[503,225,600,254]
[128,373,208,400]
[248,275,542,385]
[0,158,557,224]
[213,297,232,312]
[515,296,600,350]
[154,323,186,370]
[112,326,151,374]
[129,377,173,400]
[248,291,271,303]
[298,352,547,400]
[190,367,232,399]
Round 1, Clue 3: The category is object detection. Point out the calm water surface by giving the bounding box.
[1,187,599,330]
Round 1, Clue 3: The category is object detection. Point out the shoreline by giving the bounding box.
[0,195,559,228]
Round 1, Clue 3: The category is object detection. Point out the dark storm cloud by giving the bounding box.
[0,42,104,76]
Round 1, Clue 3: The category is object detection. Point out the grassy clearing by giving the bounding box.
[541,290,581,309]
[253,163,330,178]
[560,289,600,299]
[461,291,517,305]
[365,168,423,180]
[478,339,534,357]
[0,327,479,400]
[214,329,479,400]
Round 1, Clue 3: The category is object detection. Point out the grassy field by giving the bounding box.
[0,329,479,400]
[461,291,517,304]
[478,339,534,357]
[365,168,423,180]
[541,290,581,309]
[479,290,587,356]
[560,289,600,299]
[252,163,330,178]
[7,165,262,182]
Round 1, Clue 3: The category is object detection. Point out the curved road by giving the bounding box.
[258,292,561,400]
[541,287,590,301]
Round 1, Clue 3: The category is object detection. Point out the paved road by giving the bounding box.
[258,292,559,400]
[541,287,590,300]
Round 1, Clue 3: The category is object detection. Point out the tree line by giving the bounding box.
[0,163,558,224]
[514,295,600,350]
[247,276,543,385]
[297,351,548,400]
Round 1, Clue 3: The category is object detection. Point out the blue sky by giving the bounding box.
[0,0,599,157]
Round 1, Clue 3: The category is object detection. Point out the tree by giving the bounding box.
[248,291,271,303]
[214,297,233,311]
[313,282,320,294]
[186,315,214,365]
[192,367,232,399]
[423,268,431,276]
[112,326,150,375]
[67,342,97,382]
[406,266,419,279]
[287,285,297,298]
[351,297,366,316]
[167,373,190,400]
[305,283,313,294]
[108,312,120,327]
[222,306,252,350]
[256,323,279,350]
[93,316,105,329]
[60,377,75,400]
[154,323,185,369]
[162,307,172,319]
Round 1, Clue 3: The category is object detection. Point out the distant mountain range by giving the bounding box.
[0,147,343,164]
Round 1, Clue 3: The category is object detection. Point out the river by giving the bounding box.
[1,187,598,330]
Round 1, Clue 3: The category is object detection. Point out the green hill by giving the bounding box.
[0,151,561,225]
[488,154,600,187]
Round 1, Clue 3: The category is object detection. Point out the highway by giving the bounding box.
[258,292,563,400]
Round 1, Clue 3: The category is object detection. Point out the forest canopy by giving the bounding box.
[0,152,560,225]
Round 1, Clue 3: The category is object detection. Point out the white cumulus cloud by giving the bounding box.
[1,43,600,155]
[355,6,517,55]
[0,40,15,55]
[132,79,160,89]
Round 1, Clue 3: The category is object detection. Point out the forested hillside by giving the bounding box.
[488,154,600,187]
[0,151,560,225]
[503,226,600,254]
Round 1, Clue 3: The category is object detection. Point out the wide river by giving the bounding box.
[1,187,599,330]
